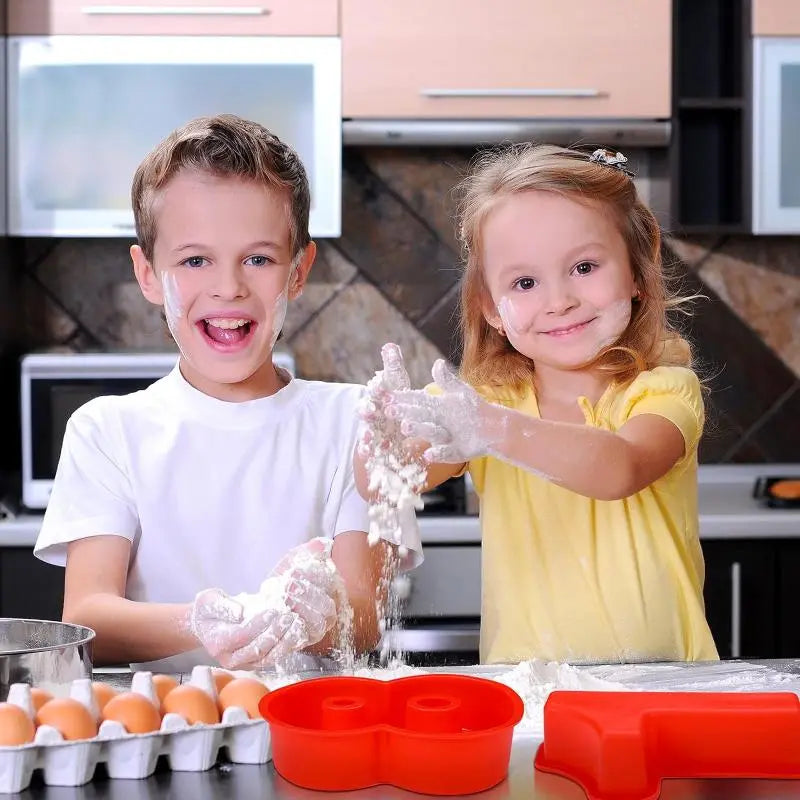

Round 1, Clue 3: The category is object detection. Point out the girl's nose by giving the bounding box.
[545,282,578,315]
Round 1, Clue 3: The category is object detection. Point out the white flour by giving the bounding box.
[360,370,426,548]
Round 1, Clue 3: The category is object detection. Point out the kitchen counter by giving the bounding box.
[1,464,798,547]
[18,660,800,799]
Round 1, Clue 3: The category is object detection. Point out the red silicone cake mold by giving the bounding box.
[535,690,800,800]
[259,674,523,795]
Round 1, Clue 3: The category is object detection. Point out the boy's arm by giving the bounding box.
[63,535,195,665]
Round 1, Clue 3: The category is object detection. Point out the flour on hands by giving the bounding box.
[359,344,426,547]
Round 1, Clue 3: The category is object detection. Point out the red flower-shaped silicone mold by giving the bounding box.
[259,674,523,795]
[535,690,800,800]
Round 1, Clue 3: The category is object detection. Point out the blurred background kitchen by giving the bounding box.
[0,0,797,667]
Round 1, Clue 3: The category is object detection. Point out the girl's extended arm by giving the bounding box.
[392,361,686,501]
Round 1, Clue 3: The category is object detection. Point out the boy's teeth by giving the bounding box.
[205,318,250,330]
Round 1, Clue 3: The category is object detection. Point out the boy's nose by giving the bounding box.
[211,264,248,299]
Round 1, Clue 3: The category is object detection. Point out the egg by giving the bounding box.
[162,685,220,725]
[152,675,179,711]
[36,698,97,741]
[91,682,117,713]
[30,688,53,713]
[0,703,35,745]
[102,693,161,734]
[212,669,234,694]
[217,677,269,720]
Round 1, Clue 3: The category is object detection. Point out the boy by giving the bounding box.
[34,114,420,672]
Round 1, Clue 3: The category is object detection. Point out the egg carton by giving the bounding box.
[0,666,270,793]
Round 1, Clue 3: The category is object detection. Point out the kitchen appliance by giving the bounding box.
[20,349,296,509]
[8,34,340,237]
[753,37,800,233]
[0,618,93,700]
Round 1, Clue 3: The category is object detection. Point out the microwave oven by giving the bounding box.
[20,350,296,510]
[8,34,341,237]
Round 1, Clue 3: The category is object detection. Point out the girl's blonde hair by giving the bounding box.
[456,143,694,391]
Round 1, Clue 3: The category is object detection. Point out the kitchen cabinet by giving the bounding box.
[702,540,777,659]
[342,0,671,119]
[753,0,800,35]
[7,0,338,36]
[777,540,800,658]
[0,548,63,622]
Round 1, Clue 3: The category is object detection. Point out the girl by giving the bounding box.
[368,144,719,665]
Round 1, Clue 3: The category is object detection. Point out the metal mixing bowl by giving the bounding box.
[0,618,94,700]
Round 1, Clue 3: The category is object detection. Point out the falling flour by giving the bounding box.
[360,371,426,549]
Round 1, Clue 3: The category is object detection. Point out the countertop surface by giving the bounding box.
[19,659,800,799]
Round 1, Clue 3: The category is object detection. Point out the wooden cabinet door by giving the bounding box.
[8,0,338,36]
[702,540,778,659]
[777,540,800,657]
[0,549,64,622]
[342,0,671,119]
[753,0,800,35]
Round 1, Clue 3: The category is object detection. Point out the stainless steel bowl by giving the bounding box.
[0,618,94,700]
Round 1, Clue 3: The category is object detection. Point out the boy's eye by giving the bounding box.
[513,277,537,291]
[245,255,272,267]
[182,256,207,268]
[573,261,596,275]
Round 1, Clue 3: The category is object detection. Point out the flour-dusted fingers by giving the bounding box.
[424,443,470,465]
[380,343,411,391]
[284,578,337,644]
[260,614,311,667]
[431,359,470,395]
[224,611,298,670]
[400,420,452,445]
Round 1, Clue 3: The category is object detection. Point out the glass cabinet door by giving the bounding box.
[753,37,800,233]
[8,35,341,237]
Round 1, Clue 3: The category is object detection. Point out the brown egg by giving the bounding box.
[91,682,117,713]
[102,693,161,734]
[36,698,97,741]
[212,670,234,694]
[0,703,35,745]
[30,688,53,713]
[217,677,269,720]
[162,685,219,725]
[151,675,179,711]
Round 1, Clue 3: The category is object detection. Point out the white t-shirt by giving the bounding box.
[35,366,421,670]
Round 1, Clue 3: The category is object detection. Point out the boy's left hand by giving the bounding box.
[389,360,501,463]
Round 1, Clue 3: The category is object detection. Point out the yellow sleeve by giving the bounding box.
[622,366,705,454]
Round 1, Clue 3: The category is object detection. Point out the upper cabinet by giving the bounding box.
[753,0,800,35]
[342,0,671,119]
[7,0,339,36]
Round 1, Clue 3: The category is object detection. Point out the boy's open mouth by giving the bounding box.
[197,317,256,350]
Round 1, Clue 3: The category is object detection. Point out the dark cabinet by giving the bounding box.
[0,548,64,621]
[702,540,777,659]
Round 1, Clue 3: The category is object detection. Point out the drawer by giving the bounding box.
[8,0,339,36]
[399,545,481,618]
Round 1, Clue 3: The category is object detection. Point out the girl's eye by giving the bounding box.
[573,261,596,276]
[245,255,272,267]
[513,277,537,291]
[182,256,207,268]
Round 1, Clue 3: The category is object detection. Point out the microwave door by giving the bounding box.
[7,34,341,238]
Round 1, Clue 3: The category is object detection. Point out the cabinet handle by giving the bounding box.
[81,5,270,15]
[731,561,741,659]
[419,88,603,99]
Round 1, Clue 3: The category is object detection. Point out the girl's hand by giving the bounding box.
[389,360,500,463]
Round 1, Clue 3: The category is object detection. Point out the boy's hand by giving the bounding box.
[389,359,500,463]
[189,587,309,670]
[270,537,339,646]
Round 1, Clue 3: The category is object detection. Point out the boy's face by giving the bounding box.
[132,169,314,400]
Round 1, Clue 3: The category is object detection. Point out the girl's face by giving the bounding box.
[480,190,637,371]
[132,170,313,400]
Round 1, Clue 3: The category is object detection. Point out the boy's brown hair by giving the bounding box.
[131,114,311,263]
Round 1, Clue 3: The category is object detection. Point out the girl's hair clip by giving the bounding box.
[588,148,635,178]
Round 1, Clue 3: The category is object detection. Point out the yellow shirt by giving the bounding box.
[469,366,719,665]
